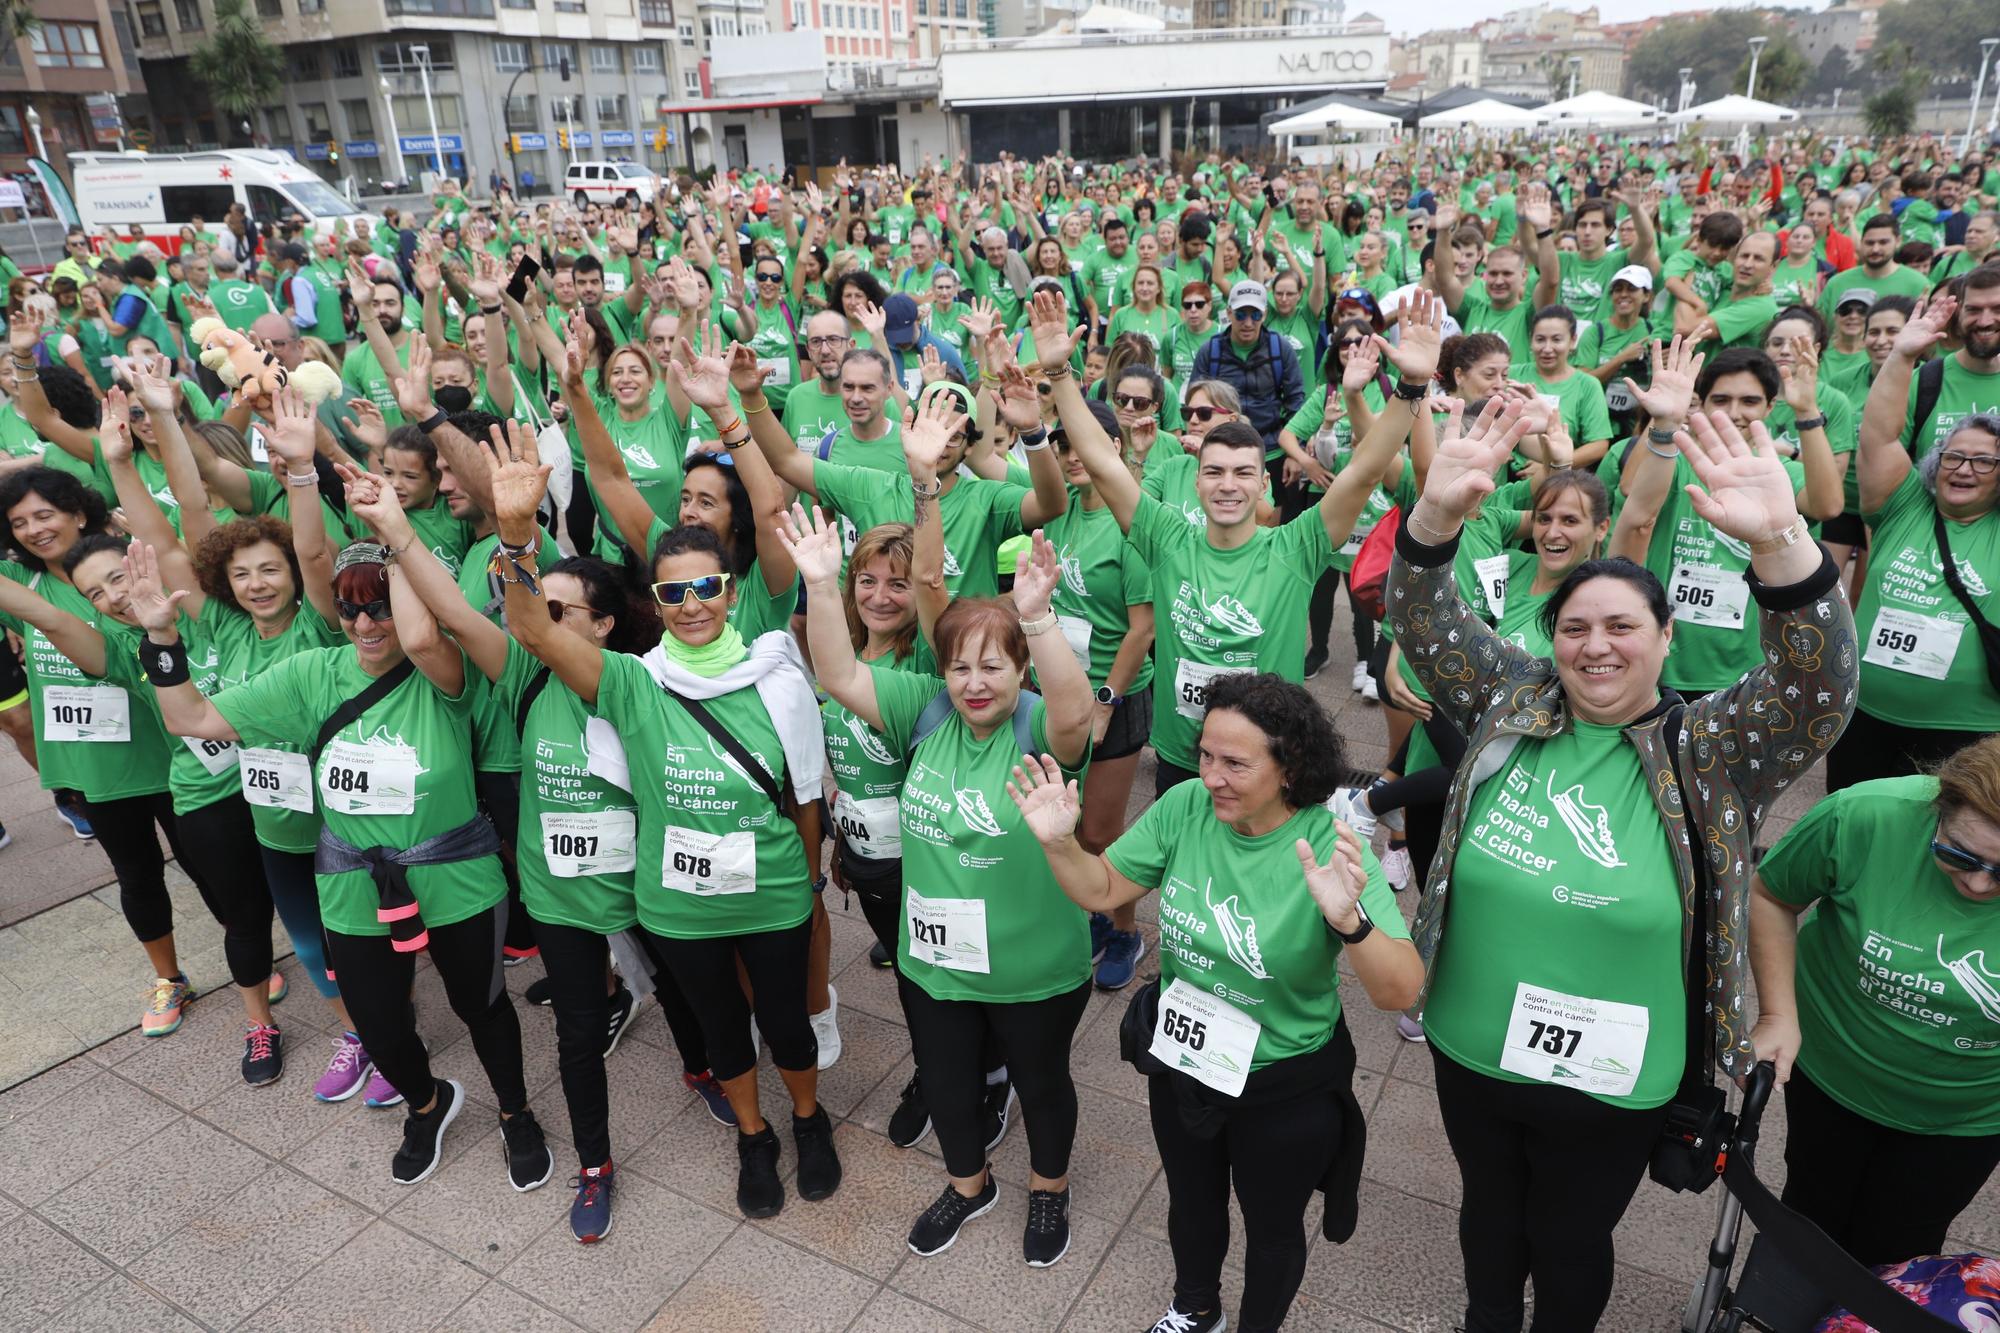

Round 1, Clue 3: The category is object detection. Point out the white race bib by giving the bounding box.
[1864,606,1964,680]
[1667,563,1749,630]
[1058,614,1092,673]
[541,809,637,877]
[1499,981,1650,1099]
[239,747,314,812]
[318,738,418,816]
[756,356,792,386]
[906,888,990,973]
[832,790,902,860]
[1174,658,1236,721]
[1150,977,1262,1097]
[1473,553,1511,620]
[182,733,239,776]
[662,825,756,895]
[1604,379,1635,414]
[42,684,130,743]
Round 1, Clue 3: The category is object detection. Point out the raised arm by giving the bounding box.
[344,462,506,681]
[1013,530,1092,766]
[1031,290,1138,530]
[902,393,970,643]
[1859,291,1949,513]
[556,315,656,552]
[710,343,795,596]
[0,565,105,677]
[467,253,514,420]
[1316,290,1438,545]
[394,339,496,517]
[1609,339,1703,561]
[120,541,234,739]
[8,311,96,463]
[1778,335,1842,521]
[776,501,882,729]
[488,419,601,705]
[736,341,820,496]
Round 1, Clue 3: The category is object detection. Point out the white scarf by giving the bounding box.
[583,629,825,805]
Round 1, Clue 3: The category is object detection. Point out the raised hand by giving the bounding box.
[412,253,441,296]
[338,459,408,540]
[267,385,317,468]
[7,309,38,359]
[988,355,1043,433]
[123,541,186,636]
[100,385,135,463]
[1005,753,1083,846]
[919,344,946,386]
[1379,287,1444,386]
[1626,336,1703,428]
[393,338,436,420]
[1342,336,1382,392]
[961,297,999,345]
[119,355,180,415]
[1678,410,1800,546]
[726,343,772,395]
[669,331,733,410]
[346,258,375,308]
[479,420,550,525]
[1011,528,1059,619]
[468,251,503,306]
[902,392,967,482]
[775,501,843,589]
[340,398,388,454]
[1025,290,1084,372]
[856,300,887,340]
[1298,823,1369,934]
[1894,292,1957,361]
[1779,334,1820,416]
[1519,184,1553,234]
[1420,397,1532,522]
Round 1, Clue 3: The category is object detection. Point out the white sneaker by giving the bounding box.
[1325,787,1379,841]
[1349,661,1369,694]
[811,985,842,1070]
[1381,844,1415,891]
[1359,673,1380,702]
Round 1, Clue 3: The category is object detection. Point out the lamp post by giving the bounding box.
[24,105,44,160]
[1678,66,1694,114]
[1970,39,2000,153]
[1746,35,1769,101]
[1567,54,1582,100]
[379,77,403,186]
[411,43,447,180]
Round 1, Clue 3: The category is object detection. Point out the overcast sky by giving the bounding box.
[1372,0,1770,38]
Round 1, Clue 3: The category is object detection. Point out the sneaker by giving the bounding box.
[1095,928,1145,991]
[1304,646,1329,679]
[523,976,555,1006]
[53,798,93,840]
[241,1023,283,1086]
[363,1065,406,1109]
[140,976,193,1037]
[908,1173,998,1257]
[1088,911,1112,964]
[570,1162,614,1243]
[792,1106,842,1201]
[266,971,288,1005]
[868,939,893,969]
[501,1109,555,1191]
[602,984,638,1059]
[0,823,12,852]
[887,1074,932,1149]
[684,1069,737,1127]
[1024,1186,1072,1267]
[735,1124,784,1218]
[1397,1013,1427,1044]
[1148,1302,1228,1333]
[501,944,539,967]
[314,1033,373,1102]
[1325,787,1379,841]
[811,985,842,1070]
[1359,673,1380,703]
[1373,788,1406,836]
[982,1078,1017,1153]
[1381,843,1415,892]
[391,1079,464,1186]
[1349,661,1369,694]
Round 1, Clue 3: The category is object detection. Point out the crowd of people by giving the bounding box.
[1,134,1998,1332]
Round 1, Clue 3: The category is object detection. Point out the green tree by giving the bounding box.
[189,0,284,141]
[1875,0,2000,79]
[1737,37,1810,103]
[1865,79,1922,135]
[1627,12,1808,106]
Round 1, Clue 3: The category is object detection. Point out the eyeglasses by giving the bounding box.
[1940,450,2000,476]
[335,597,392,622]
[754,271,784,283]
[1182,299,1208,310]
[1933,838,2000,879]
[1186,405,1225,422]
[1112,392,1155,410]
[1231,308,1264,322]
[806,334,852,349]
[651,572,732,606]
[547,598,604,623]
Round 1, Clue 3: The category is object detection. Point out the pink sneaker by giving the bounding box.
[363,1063,405,1108]
[314,1032,373,1102]
[140,976,194,1037]
[267,972,289,1004]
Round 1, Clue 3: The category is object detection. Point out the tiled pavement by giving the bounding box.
[6,638,1997,1331]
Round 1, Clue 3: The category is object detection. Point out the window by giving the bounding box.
[136,1,166,36]
[543,41,576,74]
[640,1,670,21]
[892,7,902,30]
[109,10,139,68]
[791,0,805,23]
[297,0,323,12]
[341,98,373,135]
[301,102,332,137]
[161,185,237,222]
[594,94,626,125]
[633,45,659,71]
[682,68,700,93]
[266,107,292,141]
[291,47,320,78]
[504,94,537,129]
[590,44,620,73]
[494,39,530,71]
[391,93,463,130]
[677,20,695,42]
[501,0,533,8]
[378,39,455,72]
[172,0,203,30]
[31,22,106,66]
[256,0,281,16]
[332,45,361,78]
[553,0,584,10]
[385,0,494,14]
[717,16,735,34]
[0,107,23,155]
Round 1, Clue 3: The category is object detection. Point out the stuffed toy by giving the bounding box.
[188,317,341,409]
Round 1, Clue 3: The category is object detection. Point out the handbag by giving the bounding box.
[1931,509,2000,695]
[513,367,574,514]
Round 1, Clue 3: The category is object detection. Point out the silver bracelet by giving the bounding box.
[911,477,942,500]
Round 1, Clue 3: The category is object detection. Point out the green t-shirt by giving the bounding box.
[1823,345,1872,408]
[1107,778,1408,1070]
[1264,307,1321,399]
[813,461,1026,600]
[1512,364,1615,446]
[584,397,689,562]
[1700,290,1779,354]
[0,402,99,492]
[1903,355,2000,456]
[591,650,811,940]
[1818,264,1929,322]
[1770,259,1821,312]
[1424,721,1685,1110]
[822,646,931,863]
[211,645,504,936]
[1456,287,1534,358]
[244,468,360,549]
[968,256,1024,331]
[1765,390,1860,515]
[1107,303,1175,358]
[406,500,478,578]
[1855,468,2000,731]
[203,278,276,334]
[1491,549,1558,658]
[1046,491,1154,693]
[1759,775,2000,1135]
[780,378,845,455]
[1128,494,1335,770]
[1556,249,1628,324]
[340,337,414,428]
[1081,248,1138,314]
[873,666,1091,1004]
[1651,249,1731,340]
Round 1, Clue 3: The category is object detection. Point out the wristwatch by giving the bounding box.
[1094,685,1120,707]
[1332,905,1374,945]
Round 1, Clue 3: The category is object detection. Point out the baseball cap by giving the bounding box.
[1835,289,1878,312]
[882,294,921,347]
[1229,279,1267,316]
[1611,264,1653,292]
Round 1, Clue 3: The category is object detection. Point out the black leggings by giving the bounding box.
[174,796,277,991]
[903,977,1092,1179]
[640,919,815,1082]
[1825,707,1983,794]
[1781,1065,2000,1266]
[1149,1067,1345,1333]
[1432,1046,1670,1333]
[79,789,217,945]
[325,901,528,1114]
[474,771,537,954]
[1155,757,1198,801]
[1372,713,1468,884]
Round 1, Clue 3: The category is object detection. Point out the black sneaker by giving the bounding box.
[868,939,893,969]
[241,1023,283,1086]
[602,984,638,1059]
[391,1078,464,1185]
[501,1108,555,1191]
[887,1074,932,1149]
[523,976,555,1006]
[1303,646,1329,679]
[792,1106,842,1201]
[1024,1186,1072,1267]
[982,1077,1016,1152]
[736,1124,784,1218]
[908,1172,998,1257]
[1147,1303,1227,1333]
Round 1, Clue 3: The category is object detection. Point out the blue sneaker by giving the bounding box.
[54,799,93,840]
[684,1069,737,1127]
[1088,912,1112,965]
[570,1162,614,1243]
[1095,929,1146,991]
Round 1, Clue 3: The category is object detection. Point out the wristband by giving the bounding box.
[1331,905,1374,945]
[417,408,449,435]
[741,395,772,415]
[911,477,942,499]
[712,415,743,437]
[1792,414,1826,432]
[1404,510,1460,546]
[1392,377,1429,402]
[480,304,502,315]
[1045,362,1073,381]
[1750,518,1810,555]
[1537,227,1554,240]
[1647,425,1680,446]
[285,468,319,487]
[1018,425,1050,451]
[139,635,190,687]
[1019,608,1059,637]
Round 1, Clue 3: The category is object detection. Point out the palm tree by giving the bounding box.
[189,0,284,142]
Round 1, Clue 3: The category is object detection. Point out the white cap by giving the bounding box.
[1611,264,1653,292]
[1228,279,1268,315]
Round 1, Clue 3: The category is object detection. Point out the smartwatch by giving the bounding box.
[1094,685,1120,707]
[1332,904,1374,945]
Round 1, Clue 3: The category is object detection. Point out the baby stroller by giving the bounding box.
[1682,1063,1970,1333]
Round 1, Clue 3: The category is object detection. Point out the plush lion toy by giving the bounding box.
[189,318,341,410]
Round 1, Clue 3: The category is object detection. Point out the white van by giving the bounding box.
[71,149,379,253]
[565,160,658,209]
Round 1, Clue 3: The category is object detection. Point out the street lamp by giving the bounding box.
[1976,38,2000,149]
[1746,35,1769,101]
[24,105,44,160]
[1678,66,1694,114]
[379,76,403,185]
[410,43,447,180]
[1567,54,1582,100]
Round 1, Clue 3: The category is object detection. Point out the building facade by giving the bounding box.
[0,0,139,198]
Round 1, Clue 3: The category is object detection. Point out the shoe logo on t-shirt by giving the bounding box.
[1203,590,1263,637]
[843,712,899,766]
[1057,545,1087,597]
[1930,547,1993,597]
[622,444,659,471]
[1548,773,1626,870]
[954,783,1004,837]
[1204,878,1270,980]
[1939,935,2000,1025]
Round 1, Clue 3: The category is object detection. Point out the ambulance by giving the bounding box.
[70,149,380,253]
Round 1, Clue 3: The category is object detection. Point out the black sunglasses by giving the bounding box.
[1935,839,2000,879]
[1182,299,1208,309]
[754,271,784,282]
[335,597,392,621]
[547,598,603,623]
[1112,392,1155,410]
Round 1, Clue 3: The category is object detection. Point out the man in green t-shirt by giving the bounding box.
[1820,214,1929,320]
[1691,231,1779,356]
[781,311,854,456]
[343,270,417,427]
[1559,193,1656,326]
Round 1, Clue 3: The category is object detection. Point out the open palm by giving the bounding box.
[1298,826,1367,929]
[1680,411,1798,544]
[482,422,549,525]
[1005,753,1081,846]
[776,502,843,588]
[1627,336,1701,425]
[1423,399,1529,520]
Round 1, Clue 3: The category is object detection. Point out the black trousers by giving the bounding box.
[1432,1046,1670,1333]
[174,795,277,991]
[640,919,815,1081]
[1155,757,1199,801]
[80,790,217,945]
[325,901,528,1115]
[1781,1066,2000,1266]
[1825,706,1983,794]
[840,853,1003,1078]
[474,771,537,954]
[903,977,1092,1179]
[1148,1069,1343,1333]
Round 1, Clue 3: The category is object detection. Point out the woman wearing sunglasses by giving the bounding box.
[1750,732,2000,1267]
[493,418,841,1222]
[738,255,801,415]
[1164,280,1216,389]
[1139,378,1264,528]
[141,517,548,1193]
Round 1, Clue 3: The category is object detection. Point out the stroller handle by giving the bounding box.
[1737,1060,1778,1145]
